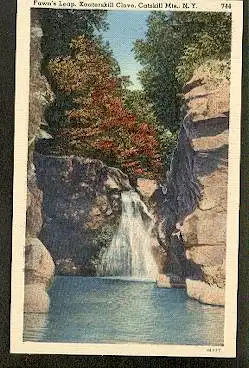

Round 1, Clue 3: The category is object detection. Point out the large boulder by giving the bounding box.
[24,237,55,313]
[186,279,225,306]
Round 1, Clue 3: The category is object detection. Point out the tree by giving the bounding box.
[39,9,108,62]
[133,12,232,132]
[44,36,162,179]
[123,89,177,169]
[39,9,121,80]
[39,8,122,134]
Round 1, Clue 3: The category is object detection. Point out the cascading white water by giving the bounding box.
[97,191,158,280]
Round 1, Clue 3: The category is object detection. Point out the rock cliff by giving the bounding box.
[35,154,133,275]
[158,63,229,306]
[25,10,55,313]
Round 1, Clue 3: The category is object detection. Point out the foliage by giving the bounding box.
[38,11,231,178]
[46,36,163,179]
[123,89,177,169]
[39,9,121,130]
[133,12,232,132]
[123,89,158,125]
[40,9,108,61]
[40,9,121,84]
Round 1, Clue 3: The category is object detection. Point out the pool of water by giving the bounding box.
[23,276,224,345]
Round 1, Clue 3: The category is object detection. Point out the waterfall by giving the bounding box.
[97,191,158,280]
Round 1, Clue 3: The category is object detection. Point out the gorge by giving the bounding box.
[23,8,230,345]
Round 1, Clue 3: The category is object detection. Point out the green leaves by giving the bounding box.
[43,36,163,179]
[40,9,108,61]
[133,12,232,132]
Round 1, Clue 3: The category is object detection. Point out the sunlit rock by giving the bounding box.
[24,237,55,313]
[186,279,225,306]
[136,178,157,200]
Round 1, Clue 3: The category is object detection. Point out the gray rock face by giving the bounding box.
[34,154,133,274]
[32,155,167,276]
[158,66,229,305]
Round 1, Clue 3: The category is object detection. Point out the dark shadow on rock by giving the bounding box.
[183,78,203,94]
[195,144,228,177]
[189,112,229,138]
[185,91,218,104]
[168,275,186,288]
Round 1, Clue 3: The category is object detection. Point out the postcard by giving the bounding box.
[11,0,243,357]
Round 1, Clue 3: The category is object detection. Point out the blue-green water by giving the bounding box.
[23,276,224,345]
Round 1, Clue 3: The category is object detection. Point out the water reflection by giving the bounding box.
[184,298,224,346]
[185,298,224,313]
[24,313,48,341]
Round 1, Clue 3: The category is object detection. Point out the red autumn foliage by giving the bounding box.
[48,36,162,179]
